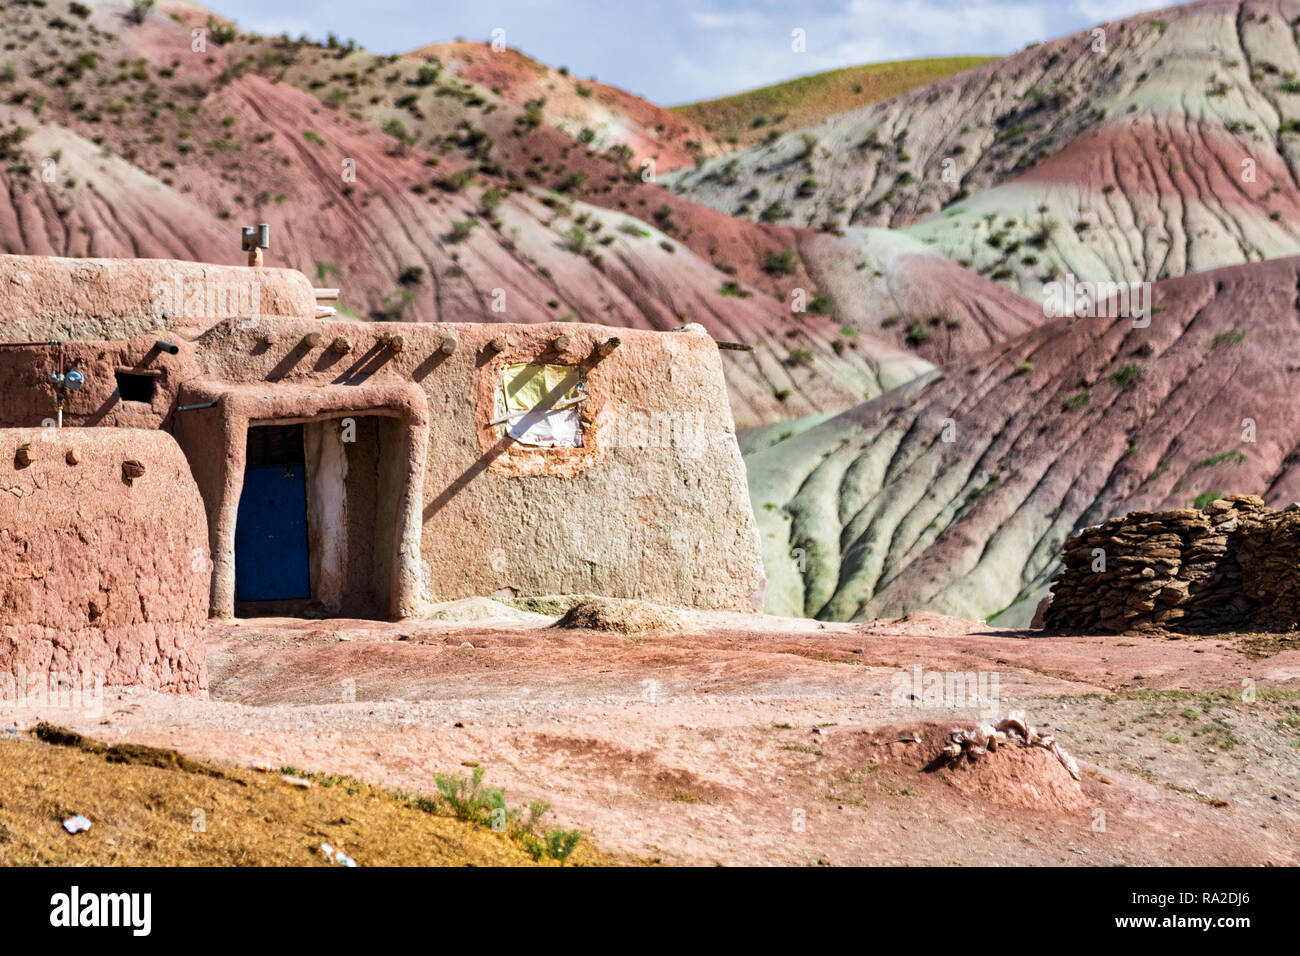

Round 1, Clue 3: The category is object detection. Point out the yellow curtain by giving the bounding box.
[501,364,581,411]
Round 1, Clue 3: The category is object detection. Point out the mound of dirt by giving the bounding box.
[422,597,552,624]
[552,597,687,634]
[855,721,1089,814]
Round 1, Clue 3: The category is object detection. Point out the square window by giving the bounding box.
[494,363,585,447]
[115,370,156,403]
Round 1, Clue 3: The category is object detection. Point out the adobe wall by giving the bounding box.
[181,318,765,614]
[0,428,209,693]
[0,254,766,617]
[1043,494,1300,633]
[0,253,316,342]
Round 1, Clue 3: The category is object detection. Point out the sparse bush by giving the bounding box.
[1193,450,1245,469]
[413,63,441,87]
[1109,364,1143,390]
[565,224,588,252]
[436,169,472,192]
[1061,389,1092,411]
[127,0,155,25]
[760,201,792,222]
[762,248,798,276]
[374,288,414,321]
[544,829,582,865]
[786,348,813,366]
[905,321,932,346]
[556,171,586,193]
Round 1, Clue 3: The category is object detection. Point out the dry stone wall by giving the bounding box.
[1043,494,1300,634]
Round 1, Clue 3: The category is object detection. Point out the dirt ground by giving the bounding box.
[0,724,617,866]
[6,602,1299,866]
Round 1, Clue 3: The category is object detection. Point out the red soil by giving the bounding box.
[25,609,1300,866]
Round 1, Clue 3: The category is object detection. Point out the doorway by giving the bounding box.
[235,424,310,602]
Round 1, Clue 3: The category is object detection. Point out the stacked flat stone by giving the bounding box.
[1237,505,1300,629]
[1044,495,1266,634]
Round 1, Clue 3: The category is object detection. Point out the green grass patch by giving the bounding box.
[672,56,998,149]
[1061,389,1092,411]
[1109,364,1143,390]
[1211,329,1246,348]
[1193,450,1245,469]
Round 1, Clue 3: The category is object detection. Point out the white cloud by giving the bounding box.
[202,0,1177,104]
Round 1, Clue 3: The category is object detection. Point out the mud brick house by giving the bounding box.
[0,253,764,692]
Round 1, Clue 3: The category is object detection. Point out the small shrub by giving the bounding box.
[1061,389,1092,411]
[565,224,588,252]
[413,64,441,87]
[1109,364,1143,390]
[127,0,155,25]
[374,288,414,321]
[436,169,473,192]
[762,248,798,276]
[544,829,582,865]
[760,201,792,222]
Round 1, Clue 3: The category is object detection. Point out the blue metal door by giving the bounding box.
[235,463,311,601]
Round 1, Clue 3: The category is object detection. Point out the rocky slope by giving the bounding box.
[671,0,1300,298]
[744,255,1300,623]
[0,0,964,426]
[412,40,725,173]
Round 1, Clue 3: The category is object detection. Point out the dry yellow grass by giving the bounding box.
[674,57,998,149]
[0,727,621,866]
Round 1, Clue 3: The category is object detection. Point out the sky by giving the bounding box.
[206,0,1174,105]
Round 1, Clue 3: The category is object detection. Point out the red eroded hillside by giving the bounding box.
[0,0,959,426]
[747,255,1300,622]
[411,41,725,173]
[675,0,1300,297]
